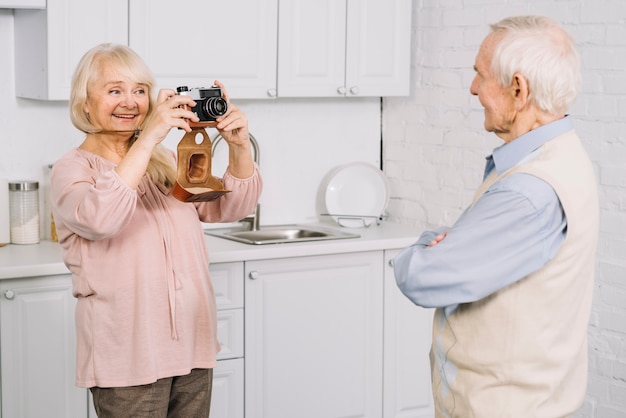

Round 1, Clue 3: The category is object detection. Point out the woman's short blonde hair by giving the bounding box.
[70,43,176,188]
[70,43,155,133]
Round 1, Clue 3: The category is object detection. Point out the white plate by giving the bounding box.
[322,162,389,227]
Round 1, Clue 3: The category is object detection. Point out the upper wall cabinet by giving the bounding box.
[277,0,412,98]
[14,0,128,100]
[0,0,44,8]
[13,0,411,100]
[128,0,278,99]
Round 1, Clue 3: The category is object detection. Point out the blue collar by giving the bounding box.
[485,116,574,178]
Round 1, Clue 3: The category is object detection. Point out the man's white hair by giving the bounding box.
[489,15,581,115]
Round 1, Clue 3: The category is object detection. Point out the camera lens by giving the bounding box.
[202,97,228,119]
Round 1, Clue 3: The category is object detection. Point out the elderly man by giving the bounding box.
[393,15,598,417]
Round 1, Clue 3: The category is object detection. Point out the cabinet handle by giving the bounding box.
[4,289,15,300]
[248,271,260,280]
[266,88,277,98]
[337,86,347,95]
[388,259,394,268]
[349,86,360,95]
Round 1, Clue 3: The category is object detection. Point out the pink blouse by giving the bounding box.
[50,148,262,388]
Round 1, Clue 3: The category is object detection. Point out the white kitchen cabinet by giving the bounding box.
[245,251,384,418]
[0,262,244,418]
[277,0,412,97]
[211,262,245,418]
[212,358,244,418]
[128,0,278,99]
[213,261,245,362]
[0,0,44,8]
[13,0,411,100]
[211,261,244,311]
[14,0,128,100]
[0,274,88,418]
[383,250,434,418]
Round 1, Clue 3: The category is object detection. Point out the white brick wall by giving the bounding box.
[383,1,626,416]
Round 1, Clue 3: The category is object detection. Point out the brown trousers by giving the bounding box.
[90,368,213,418]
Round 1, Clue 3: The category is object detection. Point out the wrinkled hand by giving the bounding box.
[114,89,199,190]
[139,88,199,145]
[209,81,254,178]
[211,80,250,147]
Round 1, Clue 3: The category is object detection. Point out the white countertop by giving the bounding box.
[0,221,423,280]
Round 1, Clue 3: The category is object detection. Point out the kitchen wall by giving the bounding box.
[0,8,381,233]
[383,1,626,417]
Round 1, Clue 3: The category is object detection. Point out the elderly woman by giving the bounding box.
[50,43,262,417]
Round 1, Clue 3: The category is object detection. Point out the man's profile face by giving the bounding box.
[470,33,517,142]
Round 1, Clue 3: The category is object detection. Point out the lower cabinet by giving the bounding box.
[383,250,434,418]
[212,358,244,418]
[0,275,88,418]
[244,251,384,418]
[242,250,434,418]
[0,265,245,418]
[0,249,433,418]
[211,261,245,418]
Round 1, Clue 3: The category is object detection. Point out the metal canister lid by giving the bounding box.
[9,181,39,191]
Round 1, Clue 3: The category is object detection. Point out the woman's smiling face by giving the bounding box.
[83,65,150,135]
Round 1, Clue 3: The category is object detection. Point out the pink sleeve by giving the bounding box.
[194,164,263,224]
[50,155,138,240]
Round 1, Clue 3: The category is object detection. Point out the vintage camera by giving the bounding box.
[176,85,228,122]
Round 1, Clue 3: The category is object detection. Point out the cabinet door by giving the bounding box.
[129,0,278,99]
[211,261,244,310]
[14,0,128,100]
[215,309,244,361]
[277,0,411,98]
[345,0,412,97]
[0,275,88,418]
[383,250,434,417]
[277,0,346,97]
[211,358,244,418]
[245,251,384,418]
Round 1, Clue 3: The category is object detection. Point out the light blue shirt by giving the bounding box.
[394,117,572,309]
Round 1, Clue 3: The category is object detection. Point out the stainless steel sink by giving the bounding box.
[205,225,360,245]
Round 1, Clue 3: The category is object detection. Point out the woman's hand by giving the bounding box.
[139,89,199,145]
[212,81,255,178]
[212,81,250,147]
[115,89,198,189]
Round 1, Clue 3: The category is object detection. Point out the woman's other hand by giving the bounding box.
[212,81,255,178]
[212,81,249,147]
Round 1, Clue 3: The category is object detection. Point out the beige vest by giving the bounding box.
[432,130,599,418]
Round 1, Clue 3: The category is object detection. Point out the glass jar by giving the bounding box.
[9,181,40,244]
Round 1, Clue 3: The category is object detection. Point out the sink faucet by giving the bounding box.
[212,133,261,231]
[240,204,260,231]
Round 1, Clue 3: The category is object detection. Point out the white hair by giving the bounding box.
[489,15,581,115]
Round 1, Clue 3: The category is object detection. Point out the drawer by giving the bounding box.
[212,358,244,418]
[216,309,244,360]
[210,262,244,310]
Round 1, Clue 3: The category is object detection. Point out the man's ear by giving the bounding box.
[511,73,530,110]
